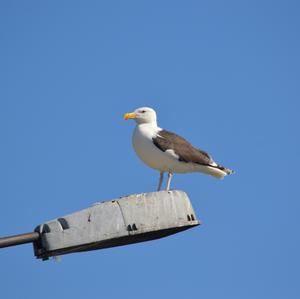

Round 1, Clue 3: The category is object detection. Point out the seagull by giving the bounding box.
[123,107,233,191]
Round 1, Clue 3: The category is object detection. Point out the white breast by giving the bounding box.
[132,124,169,172]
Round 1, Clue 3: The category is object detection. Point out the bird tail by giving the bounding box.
[217,165,234,175]
[196,164,234,179]
[208,163,235,179]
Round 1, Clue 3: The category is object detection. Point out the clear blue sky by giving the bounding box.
[1,1,299,298]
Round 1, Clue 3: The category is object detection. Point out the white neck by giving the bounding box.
[134,122,161,138]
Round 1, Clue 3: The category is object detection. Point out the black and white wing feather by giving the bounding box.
[153,130,232,174]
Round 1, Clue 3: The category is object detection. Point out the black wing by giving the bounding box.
[152,130,214,166]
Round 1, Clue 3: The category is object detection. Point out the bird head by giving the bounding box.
[123,107,157,124]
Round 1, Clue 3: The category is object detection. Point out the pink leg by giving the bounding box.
[166,172,173,191]
[157,172,164,191]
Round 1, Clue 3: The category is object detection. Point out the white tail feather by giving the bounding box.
[196,164,234,179]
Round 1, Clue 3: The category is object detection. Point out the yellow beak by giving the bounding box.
[123,112,136,120]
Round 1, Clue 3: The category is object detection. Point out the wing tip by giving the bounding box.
[218,165,235,175]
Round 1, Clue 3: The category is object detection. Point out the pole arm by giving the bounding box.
[0,232,39,249]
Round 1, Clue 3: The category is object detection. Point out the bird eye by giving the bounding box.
[141,110,146,113]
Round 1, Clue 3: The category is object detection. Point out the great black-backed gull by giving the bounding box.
[124,107,233,191]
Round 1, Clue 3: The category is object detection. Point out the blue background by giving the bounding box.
[1,1,299,298]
